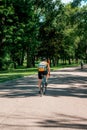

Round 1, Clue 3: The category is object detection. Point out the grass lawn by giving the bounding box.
[0,63,79,83]
[0,68,37,83]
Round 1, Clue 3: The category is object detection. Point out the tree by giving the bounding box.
[13,0,40,67]
[37,0,64,65]
[0,0,16,69]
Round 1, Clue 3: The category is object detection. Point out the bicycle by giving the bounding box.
[40,74,47,96]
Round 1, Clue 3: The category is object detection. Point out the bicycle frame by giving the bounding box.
[42,75,46,86]
[40,75,47,96]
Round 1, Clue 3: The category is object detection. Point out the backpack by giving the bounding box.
[38,61,48,72]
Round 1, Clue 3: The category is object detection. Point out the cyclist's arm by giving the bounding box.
[47,63,50,75]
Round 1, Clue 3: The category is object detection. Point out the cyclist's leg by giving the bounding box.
[42,74,46,85]
[42,74,47,94]
[38,72,43,93]
[38,72,42,91]
[43,72,48,91]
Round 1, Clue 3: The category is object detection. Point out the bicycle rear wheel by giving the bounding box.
[44,86,47,95]
[40,83,44,96]
[42,82,47,95]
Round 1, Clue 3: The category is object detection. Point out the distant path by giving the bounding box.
[0,65,87,130]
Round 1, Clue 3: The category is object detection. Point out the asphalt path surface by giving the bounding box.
[0,65,87,130]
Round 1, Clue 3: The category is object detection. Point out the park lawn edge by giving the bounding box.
[0,64,79,83]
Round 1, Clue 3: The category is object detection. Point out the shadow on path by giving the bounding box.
[46,85,87,98]
[0,113,87,129]
[0,67,87,98]
[0,77,39,98]
[47,68,87,98]
[36,113,87,129]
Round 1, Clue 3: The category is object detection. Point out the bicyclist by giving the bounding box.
[38,57,50,93]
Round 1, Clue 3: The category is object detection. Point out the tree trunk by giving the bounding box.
[26,47,32,68]
[68,58,71,64]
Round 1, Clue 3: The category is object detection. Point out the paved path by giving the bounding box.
[0,66,87,130]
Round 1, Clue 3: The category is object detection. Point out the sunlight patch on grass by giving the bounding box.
[0,68,37,83]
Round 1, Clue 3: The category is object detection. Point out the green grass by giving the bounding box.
[0,68,37,83]
[0,63,79,83]
[51,63,79,71]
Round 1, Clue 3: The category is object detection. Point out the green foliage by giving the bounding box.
[0,0,87,70]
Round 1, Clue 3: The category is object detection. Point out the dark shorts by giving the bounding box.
[38,71,48,79]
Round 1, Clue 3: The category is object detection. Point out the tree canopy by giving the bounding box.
[0,0,87,69]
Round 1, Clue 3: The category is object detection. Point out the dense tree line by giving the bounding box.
[0,0,87,69]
